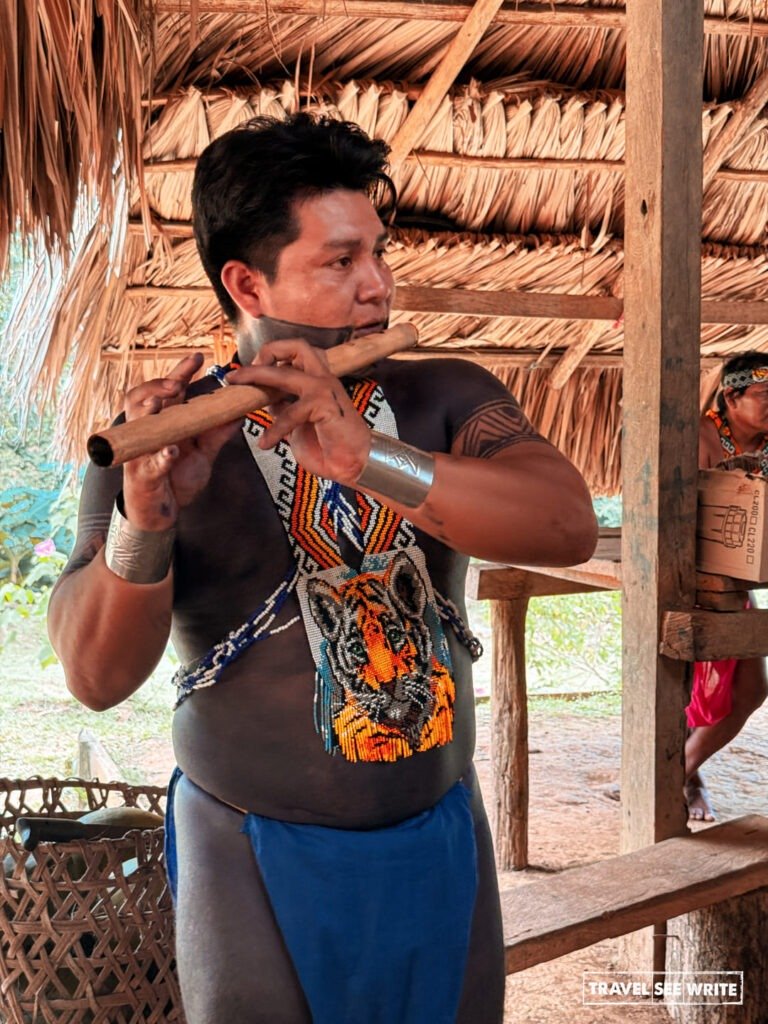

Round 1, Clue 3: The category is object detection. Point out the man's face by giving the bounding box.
[729,381,768,431]
[255,189,394,338]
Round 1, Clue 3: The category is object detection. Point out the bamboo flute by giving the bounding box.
[87,323,418,468]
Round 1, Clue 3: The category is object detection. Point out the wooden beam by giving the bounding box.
[504,815,768,975]
[141,153,626,175]
[123,284,768,327]
[140,152,768,185]
[129,218,194,236]
[155,0,625,29]
[387,0,506,172]
[123,282,623,319]
[395,285,623,320]
[548,321,607,390]
[703,66,768,191]
[621,0,703,971]
[491,598,529,871]
[103,344,630,369]
[151,0,768,38]
[466,562,607,600]
[661,608,768,661]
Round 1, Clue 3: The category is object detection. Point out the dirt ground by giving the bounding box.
[135,699,768,1024]
[469,701,768,1024]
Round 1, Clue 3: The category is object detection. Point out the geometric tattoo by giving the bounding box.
[452,398,545,459]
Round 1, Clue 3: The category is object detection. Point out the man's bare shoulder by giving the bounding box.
[370,356,546,458]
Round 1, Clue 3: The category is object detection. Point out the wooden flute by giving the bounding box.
[87,322,418,469]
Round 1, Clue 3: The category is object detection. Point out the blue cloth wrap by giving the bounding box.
[242,780,478,1024]
[164,765,182,905]
[164,770,477,1023]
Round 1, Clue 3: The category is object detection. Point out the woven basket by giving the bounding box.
[0,777,185,1024]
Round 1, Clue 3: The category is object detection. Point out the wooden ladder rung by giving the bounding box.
[503,814,768,974]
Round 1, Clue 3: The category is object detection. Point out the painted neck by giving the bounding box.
[237,316,353,363]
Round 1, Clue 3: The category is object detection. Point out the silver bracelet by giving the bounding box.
[355,431,435,508]
[104,497,176,584]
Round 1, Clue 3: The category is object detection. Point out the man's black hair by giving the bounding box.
[717,351,768,415]
[192,112,397,323]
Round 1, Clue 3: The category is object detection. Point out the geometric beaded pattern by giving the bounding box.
[174,371,482,748]
[241,378,415,575]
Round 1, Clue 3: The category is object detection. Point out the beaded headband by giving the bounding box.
[722,366,768,390]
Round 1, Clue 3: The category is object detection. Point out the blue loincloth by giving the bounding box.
[165,770,478,1023]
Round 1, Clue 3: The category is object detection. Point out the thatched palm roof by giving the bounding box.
[3,0,768,491]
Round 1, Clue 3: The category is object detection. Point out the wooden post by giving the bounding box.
[666,889,768,1023]
[77,727,124,783]
[490,598,529,870]
[621,0,703,971]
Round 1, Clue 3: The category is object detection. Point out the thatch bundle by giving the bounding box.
[2,1,768,492]
[0,0,149,277]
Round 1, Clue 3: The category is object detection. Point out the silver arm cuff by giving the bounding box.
[355,431,435,508]
[104,497,176,584]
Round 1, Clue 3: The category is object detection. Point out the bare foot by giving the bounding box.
[685,771,716,822]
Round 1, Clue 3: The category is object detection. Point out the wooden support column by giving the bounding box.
[490,598,529,871]
[621,0,703,971]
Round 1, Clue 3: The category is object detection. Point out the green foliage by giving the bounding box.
[0,481,79,665]
[593,495,622,527]
[0,484,76,584]
[525,590,622,692]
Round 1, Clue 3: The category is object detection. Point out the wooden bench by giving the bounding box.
[468,533,768,870]
[502,814,768,974]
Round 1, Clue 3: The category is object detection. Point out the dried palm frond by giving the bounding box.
[0,0,148,276]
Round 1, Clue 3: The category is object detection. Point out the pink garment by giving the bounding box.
[686,659,736,728]
[686,598,752,728]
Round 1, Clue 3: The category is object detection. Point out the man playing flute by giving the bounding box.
[49,113,597,1024]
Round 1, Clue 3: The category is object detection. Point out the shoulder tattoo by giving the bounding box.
[453,398,544,459]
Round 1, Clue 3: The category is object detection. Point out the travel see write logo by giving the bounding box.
[582,972,743,1006]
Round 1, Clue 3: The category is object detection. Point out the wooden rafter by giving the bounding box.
[140,152,768,185]
[102,346,734,371]
[547,321,608,390]
[122,284,768,326]
[386,0,507,171]
[151,0,768,38]
[703,65,768,191]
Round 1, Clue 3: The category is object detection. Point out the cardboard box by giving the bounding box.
[697,468,768,581]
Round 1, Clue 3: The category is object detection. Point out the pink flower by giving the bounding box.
[34,538,57,557]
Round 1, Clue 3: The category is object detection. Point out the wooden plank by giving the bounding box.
[661,608,768,661]
[141,152,768,185]
[491,599,529,871]
[388,0,506,171]
[123,284,768,327]
[703,66,768,191]
[155,0,625,28]
[504,815,768,974]
[124,283,623,319]
[105,344,631,369]
[695,571,763,593]
[547,322,607,390]
[105,339,733,373]
[620,0,703,971]
[701,299,768,326]
[152,0,768,37]
[466,563,607,601]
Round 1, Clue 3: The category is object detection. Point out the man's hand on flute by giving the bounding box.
[226,338,372,485]
[122,352,241,531]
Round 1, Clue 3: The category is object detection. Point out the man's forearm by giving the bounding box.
[360,444,598,566]
[48,550,173,711]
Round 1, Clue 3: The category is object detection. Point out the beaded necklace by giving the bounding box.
[173,370,481,765]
